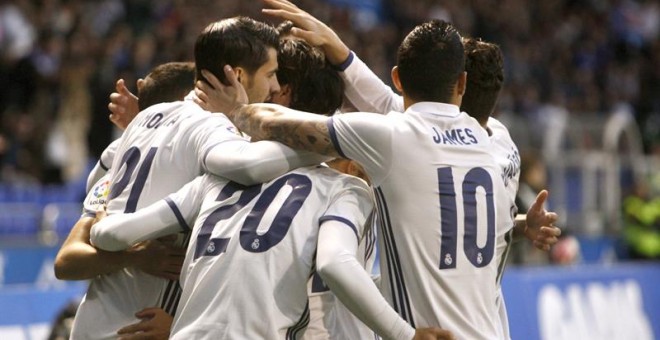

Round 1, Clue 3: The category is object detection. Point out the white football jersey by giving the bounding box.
[329,102,511,339]
[341,52,521,338]
[163,166,373,340]
[71,93,245,340]
[99,138,119,172]
[86,139,119,193]
[303,214,380,340]
[487,116,520,340]
[81,175,111,218]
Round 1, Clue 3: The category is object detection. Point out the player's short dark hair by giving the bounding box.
[460,37,504,124]
[194,17,279,86]
[277,38,343,116]
[396,20,464,103]
[137,62,195,111]
[276,20,295,36]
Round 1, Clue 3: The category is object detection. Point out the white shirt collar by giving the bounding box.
[406,101,461,117]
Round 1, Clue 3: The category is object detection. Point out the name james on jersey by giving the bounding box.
[432,127,478,146]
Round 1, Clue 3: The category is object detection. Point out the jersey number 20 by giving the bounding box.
[438,167,495,269]
[194,174,312,260]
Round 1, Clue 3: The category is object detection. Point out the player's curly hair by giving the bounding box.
[276,28,343,116]
[461,37,504,124]
[397,20,464,103]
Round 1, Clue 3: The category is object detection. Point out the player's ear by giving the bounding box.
[456,71,467,96]
[278,84,291,98]
[233,67,245,85]
[271,84,292,107]
[136,78,146,92]
[391,66,403,93]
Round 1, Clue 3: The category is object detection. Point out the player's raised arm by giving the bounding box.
[108,78,140,130]
[261,0,402,114]
[261,0,350,65]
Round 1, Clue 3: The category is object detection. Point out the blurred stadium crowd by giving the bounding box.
[0,0,658,183]
[0,0,658,258]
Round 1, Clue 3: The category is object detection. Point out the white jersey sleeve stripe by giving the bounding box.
[326,118,347,159]
[319,215,358,240]
[164,197,191,231]
[375,187,416,327]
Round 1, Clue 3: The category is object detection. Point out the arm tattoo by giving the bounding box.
[234,105,339,157]
[274,120,337,156]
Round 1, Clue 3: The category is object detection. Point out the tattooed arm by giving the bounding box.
[230,103,341,158]
[229,103,394,186]
[198,64,394,185]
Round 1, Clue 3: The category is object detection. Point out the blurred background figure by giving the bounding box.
[622,178,660,260]
[511,152,581,266]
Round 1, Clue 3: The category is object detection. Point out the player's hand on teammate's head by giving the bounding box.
[413,327,456,340]
[108,78,140,130]
[524,190,561,251]
[117,307,172,340]
[194,67,248,116]
[130,238,185,281]
[262,0,350,65]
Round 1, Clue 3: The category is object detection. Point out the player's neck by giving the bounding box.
[403,96,461,111]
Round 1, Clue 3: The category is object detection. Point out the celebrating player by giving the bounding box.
[57,17,327,340]
[248,2,561,337]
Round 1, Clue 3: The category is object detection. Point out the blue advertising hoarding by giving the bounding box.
[503,263,660,340]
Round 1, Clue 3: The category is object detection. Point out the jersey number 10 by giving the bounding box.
[438,167,495,269]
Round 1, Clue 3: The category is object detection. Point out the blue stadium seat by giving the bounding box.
[8,183,41,204]
[41,203,83,236]
[0,184,10,203]
[0,203,41,236]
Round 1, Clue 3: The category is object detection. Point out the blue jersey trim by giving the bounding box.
[165,197,190,231]
[332,51,355,72]
[160,233,190,315]
[319,215,359,240]
[98,159,109,171]
[286,301,310,340]
[326,118,347,159]
[364,213,377,262]
[201,141,225,172]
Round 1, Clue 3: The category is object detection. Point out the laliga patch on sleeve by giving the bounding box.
[83,176,111,214]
